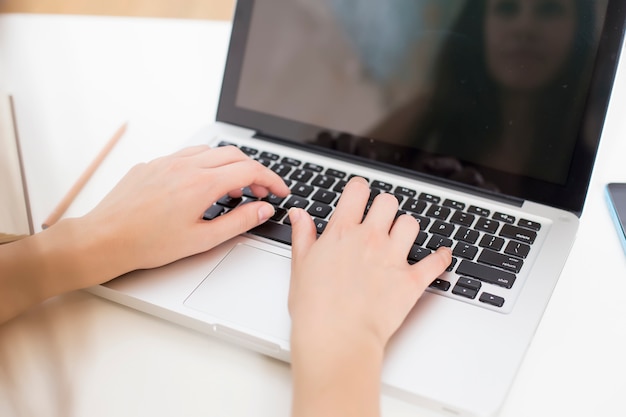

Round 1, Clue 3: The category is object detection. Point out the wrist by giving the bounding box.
[41,216,127,293]
[290,325,385,417]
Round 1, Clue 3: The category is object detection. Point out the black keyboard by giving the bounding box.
[204,141,544,310]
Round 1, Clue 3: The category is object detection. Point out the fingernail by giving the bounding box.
[288,207,301,223]
[258,204,275,222]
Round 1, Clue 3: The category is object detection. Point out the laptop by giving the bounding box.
[0,92,33,244]
[89,1,626,416]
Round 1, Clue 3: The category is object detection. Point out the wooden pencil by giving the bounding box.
[41,122,128,229]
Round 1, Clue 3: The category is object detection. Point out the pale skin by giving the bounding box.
[288,177,451,417]
[0,145,451,417]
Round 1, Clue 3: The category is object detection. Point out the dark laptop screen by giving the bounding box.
[217,0,625,215]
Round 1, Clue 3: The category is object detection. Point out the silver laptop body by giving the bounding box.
[89,1,626,416]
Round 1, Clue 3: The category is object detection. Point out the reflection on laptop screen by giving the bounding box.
[235,0,609,189]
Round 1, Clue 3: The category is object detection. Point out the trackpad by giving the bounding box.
[184,243,292,342]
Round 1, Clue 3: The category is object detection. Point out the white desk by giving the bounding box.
[1,14,626,417]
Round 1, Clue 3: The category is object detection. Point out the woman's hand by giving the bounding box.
[81,145,291,278]
[288,176,451,417]
[0,145,290,324]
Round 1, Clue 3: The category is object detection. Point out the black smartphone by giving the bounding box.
[606,183,626,253]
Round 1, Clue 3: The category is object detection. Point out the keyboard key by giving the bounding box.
[443,199,465,210]
[426,205,451,221]
[217,140,236,147]
[474,217,500,234]
[493,212,515,223]
[217,195,242,208]
[255,158,272,167]
[447,257,458,272]
[291,182,314,197]
[203,204,225,220]
[426,235,453,250]
[260,151,280,161]
[312,189,337,204]
[453,243,478,260]
[333,180,347,193]
[408,245,432,263]
[452,285,478,299]
[499,224,537,244]
[271,207,288,222]
[249,221,292,245]
[478,249,523,273]
[311,174,336,189]
[455,227,479,244]
[450,211,475,227]
[429,220,455,237]
[429,279,451,291]
[283,196,310,209]
[290,169,314,182]
[479,292,505,307]
[468,205,490,217]
[418,192,440,203]
[395,186,417,198]
[263,193,286,205]
[314,218,328,234]
[391,193,405,205]
[307,202,332,218]
[456,260,517,289]
[479,234,505,251]
[348,174,369,182]
[518,219,542,231]
[304,162,324,172]
[371,180,393,191]
[281,157,301,166]
[326,168,346,178]
[414,231,428,246]
[402,199,427,214]
[456,277,482,291]
[369,188,382,201]
[410,214,431,229]
[504,241,531,259]
[271,163,292,177]
[240,146,258,156]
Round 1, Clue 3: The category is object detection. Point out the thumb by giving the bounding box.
[288,207,317,263]
[200,201,275,249]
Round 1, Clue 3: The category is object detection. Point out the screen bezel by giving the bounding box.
[216,0,626,216]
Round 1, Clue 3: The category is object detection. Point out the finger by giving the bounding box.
[389,213,420,251]
[247,181,290,198]
[203,159,291,198]
[362,192,399,232]
[327,176,370,228]
[289,208,317,266]
[145,145,211,168]
[171,145,212,158]
[197,201,275,248]
[191,145,252,168]
[409,247,453,293]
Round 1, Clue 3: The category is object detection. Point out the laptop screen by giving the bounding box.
[217,0,625,215]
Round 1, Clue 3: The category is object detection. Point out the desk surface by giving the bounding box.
[1,14,626,417]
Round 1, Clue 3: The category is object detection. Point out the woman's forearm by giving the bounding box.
[291,333,384,417]
[0,218,116,323]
